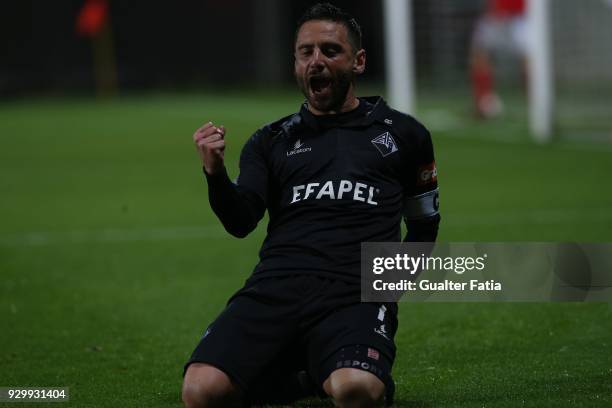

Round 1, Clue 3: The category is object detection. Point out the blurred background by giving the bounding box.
[2,0,611,141]
[1,1,611,406]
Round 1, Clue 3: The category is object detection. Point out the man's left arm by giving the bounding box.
[401,126,440,242]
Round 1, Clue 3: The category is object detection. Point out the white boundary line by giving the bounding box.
[421,109,612,152]
[1,208,610,247]
[0,225,228,247]
[443,208,612,227]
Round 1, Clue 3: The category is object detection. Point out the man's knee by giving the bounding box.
[182,363,242,408]
[323,368,385,407]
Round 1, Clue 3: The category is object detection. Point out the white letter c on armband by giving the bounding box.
[403,188,439,221]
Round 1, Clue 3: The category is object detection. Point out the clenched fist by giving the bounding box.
[193,122,226,175]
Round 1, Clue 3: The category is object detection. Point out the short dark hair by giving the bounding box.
[296,3,363,51]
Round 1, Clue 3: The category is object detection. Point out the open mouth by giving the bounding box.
[309,76,332,96]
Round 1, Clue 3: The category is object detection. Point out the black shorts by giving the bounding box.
[184,274,398,403]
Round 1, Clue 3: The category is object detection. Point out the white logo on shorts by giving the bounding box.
[374,324,390,340]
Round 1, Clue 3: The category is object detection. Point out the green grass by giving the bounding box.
[1,91,611,407]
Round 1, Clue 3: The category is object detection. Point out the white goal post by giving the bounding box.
[383,0,556,143]
[383,0,416,116]
[527,0,554,143]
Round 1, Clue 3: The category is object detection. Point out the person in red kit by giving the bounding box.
[469,0,528,118]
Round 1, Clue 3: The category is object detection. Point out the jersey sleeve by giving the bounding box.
[235,129,269,206]
[204,129,268,238]
[399,120,440,242]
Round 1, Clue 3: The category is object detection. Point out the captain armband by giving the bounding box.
[403,188,439,221]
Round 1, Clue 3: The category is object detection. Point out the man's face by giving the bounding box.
[294,20,365,114]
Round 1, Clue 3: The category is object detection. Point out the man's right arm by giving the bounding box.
[194,122,267,238]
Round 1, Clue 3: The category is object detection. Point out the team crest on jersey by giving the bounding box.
[371,132,398,157]
[287,139,312,156]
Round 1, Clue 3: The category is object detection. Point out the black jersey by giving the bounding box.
[205,96,439,283]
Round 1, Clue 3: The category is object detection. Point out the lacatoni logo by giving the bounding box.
[287,139,312,156]
[290,180,379,206]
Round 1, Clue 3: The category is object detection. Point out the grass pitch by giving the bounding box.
[1,90,611,407]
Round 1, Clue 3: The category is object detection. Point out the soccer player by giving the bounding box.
[182,3,440,407]
[470,0,528,118]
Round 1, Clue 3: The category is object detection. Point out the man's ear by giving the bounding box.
[353,49,366,75]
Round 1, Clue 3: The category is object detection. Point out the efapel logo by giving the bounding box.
[417,161,437,186]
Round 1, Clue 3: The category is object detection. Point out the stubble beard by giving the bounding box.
[296,68,355,114]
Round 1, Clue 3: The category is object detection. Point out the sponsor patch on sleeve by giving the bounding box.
[416,161,437,186]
